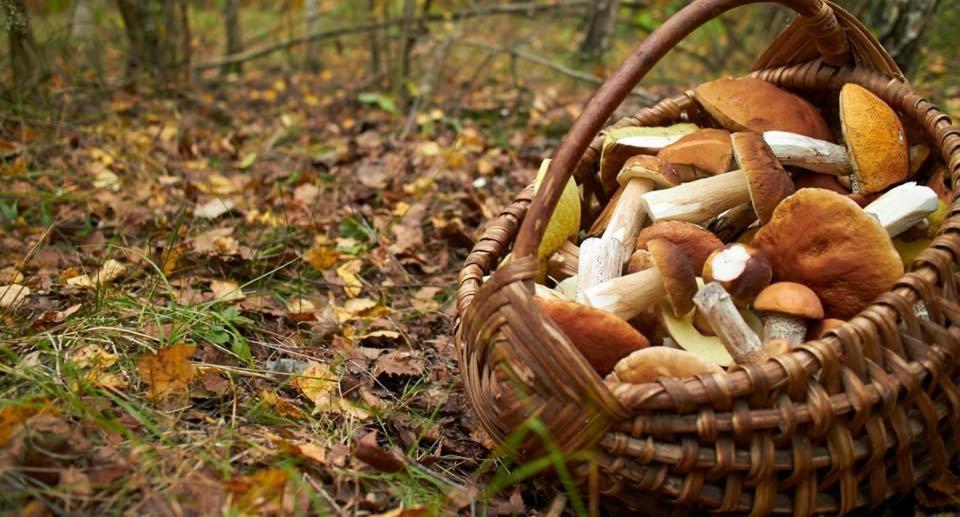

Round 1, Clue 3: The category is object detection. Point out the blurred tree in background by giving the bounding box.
[839,0,940,75]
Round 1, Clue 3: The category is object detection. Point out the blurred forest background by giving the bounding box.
[0,1,959,515]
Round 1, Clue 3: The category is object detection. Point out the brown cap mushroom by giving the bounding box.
[754,282,824,346]
[634,221,723,273]
[535,298,650,376]
[584,239,697,320]
[656,128,734,180]
[641,132,794,225]
[599,124,699,194]
[753,188,904,319]
[693,78,833,142]
[702,243,772,306]
[839,83,909,194]
[611,347,723,384]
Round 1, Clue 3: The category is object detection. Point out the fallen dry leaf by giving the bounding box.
[227,468,288,513]
[291,361,338,411]
[137,343,197,402]
[336,259,363,298]
[210,279,245,302]
[0,284,30,309]
[303,241,338,270]
[354,431,405,473]
[195,198,235,219]
[374,351,426,378]
[66,260,127,288]
[259,389,304,419]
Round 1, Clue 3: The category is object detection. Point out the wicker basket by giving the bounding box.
[454,0,960,514]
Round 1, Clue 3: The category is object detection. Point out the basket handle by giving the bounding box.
[512,0,850,260]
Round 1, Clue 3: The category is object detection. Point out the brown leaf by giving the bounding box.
[227,468,289,513]
[354,431,405,473]
[389,202,426,254]
[210,279,245,302]
[259,389,304,419]
[0,284,31,308]
[201,371,230,396]
[373,351,425,378]
[137,343,197,402]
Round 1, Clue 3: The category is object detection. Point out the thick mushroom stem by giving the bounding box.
[761,131,851,176]
[604,178,654,244]
[761,313,808,346]
[642,169,750,224]
[693,282,768,364]
[863,182,939,237]
[577,237,630,303]
[583,267,666,321]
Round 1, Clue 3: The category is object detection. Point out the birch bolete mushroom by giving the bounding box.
[754,282,824,346]
[609,347,723,385]
[583,238,697,321]
[862,182,939,237]
[634,221,723,273]
[642,132,795,225]
[701,243,772,307]
[535,298,650,376]
[599,124,699,193]
[839,83,910,194]
[753,188,903,319]
[656,128,734,180]
[577,157,680,302]
[693,77,833,141]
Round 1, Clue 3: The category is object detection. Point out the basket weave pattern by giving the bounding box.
[455,1,960,514]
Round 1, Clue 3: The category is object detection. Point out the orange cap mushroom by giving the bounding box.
[839,83,910,194]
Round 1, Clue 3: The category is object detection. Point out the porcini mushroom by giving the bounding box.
[584,239,697,321]
[634,221,723,273]
[599,124,699,193]
[753,188,904,319]
[577,157,680,301]
[642,132,795,225]
[693,282,768,364]
[702,244,772,307]
[862,182,939,237]
[656,128,734,180]
[839,83,910,194]
[535,298,650,376]
[754,282,824,346]
[609,347,723,385]
[693,77,832,141]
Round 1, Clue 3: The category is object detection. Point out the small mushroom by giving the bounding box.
[839,83,910,194]
[693,77,833,141]
[599,124,699,194]
[634,221,724,273]
[577,157,680,301]
[642,132,795,225]
[862,182,939,237]
[702,244,772,307]
[610,347,723,385]
[535,298,650,376]
[753,188,903,319]
[754,282,824,346]
[584,239,697,321]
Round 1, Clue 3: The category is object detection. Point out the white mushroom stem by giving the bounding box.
[642,169,750,224]
[616,134,688,149]
[761,314,808,347]
[582,267,666,321]
[863,182,939,237]
[760,131,851,176]
[604,178,653,244]
[693,282,768,364]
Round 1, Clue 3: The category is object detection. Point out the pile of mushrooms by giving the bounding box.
[518,78,947,383]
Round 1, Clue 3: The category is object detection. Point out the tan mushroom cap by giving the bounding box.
[732,132,796,224]
[839,83,910,194]
[656,128,734,177]
[702,244,772,306]
[754,282,825,320]
[613,347,723,384]
[793,172,850,195]
[635,221,723,273]
[617,155,681,188]
[647,239,698,317]
[535,298,650,376]
[693,78,833,142]
[753,188,904,319]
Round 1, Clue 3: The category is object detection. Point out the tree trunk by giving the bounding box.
[303,0,320,71]
[839,0,940,76]
[222,0,242,75]
[3,0,46,90]
[579,0,621,56]
[115,0,191,84]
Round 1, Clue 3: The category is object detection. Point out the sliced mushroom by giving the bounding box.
[754,282,824,346]
[753,188,903,319]
[642,132,795,225]
[584,239,697,321]
[839,83,910,194]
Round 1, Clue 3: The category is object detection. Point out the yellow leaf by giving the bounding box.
[336,260,363,298]
[303,243,338,271]
[137,344,196,402]
[259,389,304,418]
[210,280,245,302]
[291,361,338,410]
[227,468,288,513]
